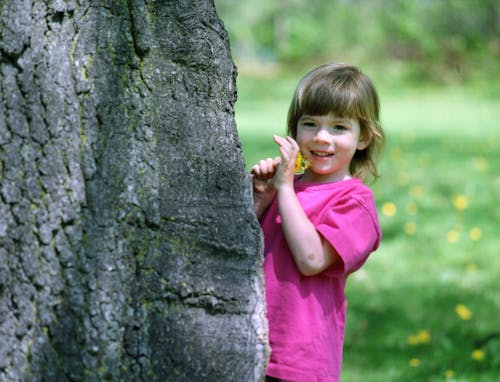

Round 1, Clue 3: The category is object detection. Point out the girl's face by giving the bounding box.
[296,112,367,183]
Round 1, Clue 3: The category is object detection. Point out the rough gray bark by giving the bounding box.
[0,1,268,381]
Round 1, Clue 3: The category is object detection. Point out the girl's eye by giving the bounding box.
[303,122,316,127]
[334,125,347,130]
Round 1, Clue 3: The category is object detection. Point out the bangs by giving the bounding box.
[297,77,363,119]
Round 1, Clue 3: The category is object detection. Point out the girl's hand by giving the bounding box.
[251,157,281,192]
[273,135,300,190]
[251,157,281,218]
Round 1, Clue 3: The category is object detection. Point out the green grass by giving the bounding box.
[234,69,500,381]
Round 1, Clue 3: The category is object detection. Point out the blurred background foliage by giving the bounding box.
[216,0,499,85]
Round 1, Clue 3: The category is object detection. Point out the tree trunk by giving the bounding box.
[0,1,268,381]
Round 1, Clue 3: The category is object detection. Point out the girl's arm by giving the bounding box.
[273,135,341,276]
[277,185,340,276]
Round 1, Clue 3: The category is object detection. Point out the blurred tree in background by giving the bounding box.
[215,0,499,84]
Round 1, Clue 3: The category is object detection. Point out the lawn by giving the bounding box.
[234,68,500,381]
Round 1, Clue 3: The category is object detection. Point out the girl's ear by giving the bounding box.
[357,133,371,151]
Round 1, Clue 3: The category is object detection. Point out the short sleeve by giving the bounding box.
[315,195,381,277]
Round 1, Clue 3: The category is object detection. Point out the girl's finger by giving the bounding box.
[280,146,294,163]
[286,136,300,151]
[250,164,261,176]
[273,134,290,149]
[265,157,275,174]
[251,159,270,178]
[272,157,281,169]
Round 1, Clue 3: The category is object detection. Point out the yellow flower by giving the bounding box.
[466,263,478,274]
[407,330,430,345]
[294,152,310,173]
[390,148,403,161]
[409,186,424,199]
[474,156,488,172]
[382,202,397,217]
[409,358,421,367]
[469,227,482,241]
[416,330,430,343]
[453,195,469,211]
[406,202,418,215]
[447,229,460,243]
[455,304,472,320]
[444,370,455,379]
[471,349,485,361]
[404,222,417,235]
[407,335,419,346]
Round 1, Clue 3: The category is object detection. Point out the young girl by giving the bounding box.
[251,63,384,382]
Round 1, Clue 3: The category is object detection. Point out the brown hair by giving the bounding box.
[287,63,384,182]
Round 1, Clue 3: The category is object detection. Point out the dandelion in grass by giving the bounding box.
[416,330,430,344]
[407,335,419,346]
[406,202,418,215]
[382,202,397,217]
[471,349,485,361]
[453,195,469,211]
[466,263,478,274]
[407,330,431,345]
[474,156,488,172]
[444,370,455,379]
[390,148,403,162]
[409,358,421,367]
[447,229,460,243]
[455,304,472,320]
[469,227,482,241]
[409,185,424,199]
[404,222,416,236]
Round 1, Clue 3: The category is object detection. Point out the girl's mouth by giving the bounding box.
[311,151,334,158]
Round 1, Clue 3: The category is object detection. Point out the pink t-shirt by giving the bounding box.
[261,178,381,382]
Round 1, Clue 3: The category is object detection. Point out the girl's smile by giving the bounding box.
[310,150,334,158]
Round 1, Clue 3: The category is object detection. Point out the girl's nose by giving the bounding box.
[314,128,332,144]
